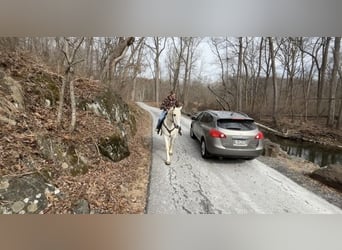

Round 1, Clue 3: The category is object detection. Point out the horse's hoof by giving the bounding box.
[165,161,171,165]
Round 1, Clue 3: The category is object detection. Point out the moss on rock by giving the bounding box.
[44,82,59,106]
[66,144,90,177]
[98,134,130,162]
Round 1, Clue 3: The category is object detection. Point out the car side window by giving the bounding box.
[199,113,207,122]
[196,112,204,121]
[200,113,213,123]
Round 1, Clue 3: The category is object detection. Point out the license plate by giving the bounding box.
[233,139,247,146]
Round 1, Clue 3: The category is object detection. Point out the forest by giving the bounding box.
[1,37,341,214]
[1,37,341,129]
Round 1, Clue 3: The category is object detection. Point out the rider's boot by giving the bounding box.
[155,121,162,134]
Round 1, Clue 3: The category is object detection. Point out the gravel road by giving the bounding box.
[138,102,342,214]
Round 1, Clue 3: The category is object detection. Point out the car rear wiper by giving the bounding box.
[227,127,241,130]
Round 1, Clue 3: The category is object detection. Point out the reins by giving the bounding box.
[162,109,179,135]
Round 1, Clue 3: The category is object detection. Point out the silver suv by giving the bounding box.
[190,110,264,159]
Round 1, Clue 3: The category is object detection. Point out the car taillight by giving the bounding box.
[209,129,226,138]
[255,132,264,140]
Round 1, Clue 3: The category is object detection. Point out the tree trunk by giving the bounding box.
[155,55,160,104]
[302,50,315,122]
[131,77,137,101]
[57,75,67,127]
[146,37,166,105]
[269,37,278,126]
[337,78,342,129]
[130,38,145,102]
[170,38,184,93]
[86,37,94,77]
[57,37,84,130]
[252,37,263,113]
[102,37,135,82]
[237,37,243,111]
[242,38,249,111]
[318,37,331,115]
[181,39,191,105]
[70,79,76,131]
[327,37,341,126]
[262,39,271,117]
[184,38,200,108]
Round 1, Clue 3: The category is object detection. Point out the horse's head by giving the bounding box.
[168,106,182,127]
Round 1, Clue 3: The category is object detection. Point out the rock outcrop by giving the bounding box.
[309,164,342,192]
[0,174,60,214]
[262,139,288,158]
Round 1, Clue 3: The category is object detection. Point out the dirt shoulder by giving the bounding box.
[258,155,342,209]
[255,117,342,210]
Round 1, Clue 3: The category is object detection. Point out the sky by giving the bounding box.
[145,37,221,83]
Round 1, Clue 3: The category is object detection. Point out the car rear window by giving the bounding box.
[217,119,257,131]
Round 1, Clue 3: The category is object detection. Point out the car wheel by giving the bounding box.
[190,128,196,139]
[201,139,210,158]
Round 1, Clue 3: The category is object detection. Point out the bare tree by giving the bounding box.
[296,37,315,121]
[268,37,279,126]
[130,38,146,102]
[100,37,135,82]
[180,37,201,108]
[251,37,264,113]
[209,38,234,110]
[337,68,342,129]
[260,37,272,115]
[327,37,341,126]
[242,37,254,111]
[57,37,85,131]
[296,37,331,116]
[146,37,167,104]
[85,37,94,77]
[117,37,146,101]
[167,37,185,93]
[236,37,243,111]
[277,37,301,121]
[319,37,332,115]
[0,37,20,51]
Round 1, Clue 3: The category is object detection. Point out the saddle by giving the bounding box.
[156,115,182,136]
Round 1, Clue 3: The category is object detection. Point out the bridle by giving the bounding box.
[162,108,180,135]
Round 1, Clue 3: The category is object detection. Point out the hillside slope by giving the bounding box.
[0,51,151,214]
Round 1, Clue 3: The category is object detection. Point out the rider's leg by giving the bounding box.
[156,110,167,131]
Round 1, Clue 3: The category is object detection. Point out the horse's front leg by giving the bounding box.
[164,135,171,165]
[169,134,176,156]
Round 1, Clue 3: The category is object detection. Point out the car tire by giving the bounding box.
[201,139,210,158]
[190,128,196,139]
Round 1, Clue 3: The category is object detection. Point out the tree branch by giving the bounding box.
[207,85,231,110]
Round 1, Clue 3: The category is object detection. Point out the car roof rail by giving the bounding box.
[208,110,219,116]
[235,111,250,118]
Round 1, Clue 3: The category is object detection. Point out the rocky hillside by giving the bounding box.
[0,51,151,214]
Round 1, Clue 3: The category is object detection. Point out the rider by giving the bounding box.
[155,90,182,135]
